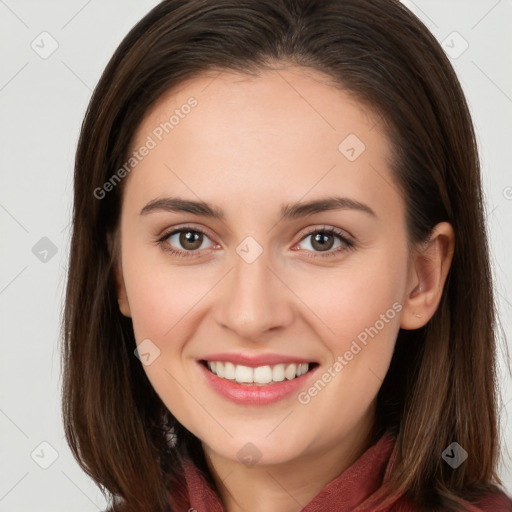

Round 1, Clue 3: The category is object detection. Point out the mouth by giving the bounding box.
[199,359,320,386]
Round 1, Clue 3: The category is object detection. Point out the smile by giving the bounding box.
[204,360,314,385]
[198,359,320,405]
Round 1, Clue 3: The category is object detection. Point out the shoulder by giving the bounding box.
[387,489,512,512]
[472,489,512,511]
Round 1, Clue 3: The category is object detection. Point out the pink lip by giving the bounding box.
[198,352,315,367]
[198,360,319,405]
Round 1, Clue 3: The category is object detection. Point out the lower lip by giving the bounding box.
[198,361,319,405]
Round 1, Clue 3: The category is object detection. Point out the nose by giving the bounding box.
[214,244,295,341]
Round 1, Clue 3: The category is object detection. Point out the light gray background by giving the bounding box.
[0,1,511,510]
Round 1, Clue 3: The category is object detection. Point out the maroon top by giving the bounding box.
[168,432,512,511]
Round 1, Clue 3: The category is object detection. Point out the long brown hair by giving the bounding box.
[61,0,508,510]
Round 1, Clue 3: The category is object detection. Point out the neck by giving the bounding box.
[202,407,377,512]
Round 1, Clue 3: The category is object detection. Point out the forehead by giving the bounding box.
[124,66,401,222]
[133,65,383,152]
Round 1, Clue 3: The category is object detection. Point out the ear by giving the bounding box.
[113,263,132,318]
[400,222,455,330]
[108,231,132,318]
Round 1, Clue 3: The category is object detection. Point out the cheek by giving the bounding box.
[296,259,405,340]
[120,228,210,341]
[292,270,403,428]
[126,269,205,342]
[121,260,206,411]
[289,255,406,408]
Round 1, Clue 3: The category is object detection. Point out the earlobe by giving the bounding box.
[400,222,455,330]
[114,263,132,318]
[108,231,132,318]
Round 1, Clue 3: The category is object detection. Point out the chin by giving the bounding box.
[202,432,311,467]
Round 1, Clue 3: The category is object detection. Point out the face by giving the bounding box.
[115,66,418,466]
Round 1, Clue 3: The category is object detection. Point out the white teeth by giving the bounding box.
[272,364,285,382]
[216,361,225,378]
[235,364,253,383]
[224,361,236,379]
[298,363,308,377]
[285,364,296,380]
[205,361,311,384]
[253,365,273,384]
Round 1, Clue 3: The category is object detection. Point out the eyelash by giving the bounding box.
[156,225,355,259]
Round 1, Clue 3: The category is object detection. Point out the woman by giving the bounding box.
[61,0,512,510]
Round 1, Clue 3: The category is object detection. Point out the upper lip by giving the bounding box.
[199,352,317,367]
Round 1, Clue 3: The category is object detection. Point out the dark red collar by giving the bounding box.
[167,432,512,511]
[168,432,407,512]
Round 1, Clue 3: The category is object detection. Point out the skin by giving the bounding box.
[114,65,454,512]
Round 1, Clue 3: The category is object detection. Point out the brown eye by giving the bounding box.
[161,227,215,254]
[178,230,203,250]
[310,232,335,252]
[296,227,354,258]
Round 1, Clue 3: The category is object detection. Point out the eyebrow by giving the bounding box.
[140,196,376,220]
